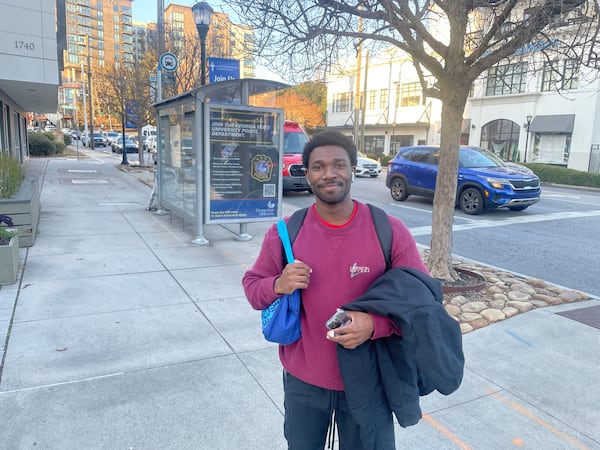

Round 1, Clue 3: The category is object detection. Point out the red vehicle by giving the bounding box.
[282,121,310,193]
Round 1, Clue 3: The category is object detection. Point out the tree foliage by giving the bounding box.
[226,0,599,280]
[95,57,156,164]
[275,81,327,132]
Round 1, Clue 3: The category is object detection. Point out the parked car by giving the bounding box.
[281,121,310,192]
[83,132,107,147]
[356,151,382,177]
[385,145,541,215]
[112,136,138,153]
[105,131,120,145]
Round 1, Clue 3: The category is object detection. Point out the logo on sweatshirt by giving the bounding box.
[349,262,370,278]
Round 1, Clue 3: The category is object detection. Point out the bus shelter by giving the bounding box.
[153,79,289,244]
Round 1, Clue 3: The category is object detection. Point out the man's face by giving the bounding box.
[305,145,354,205]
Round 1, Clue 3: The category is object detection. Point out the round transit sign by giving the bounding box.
[159,52,178,72]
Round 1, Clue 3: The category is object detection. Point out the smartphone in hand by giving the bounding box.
[326,309,352,330]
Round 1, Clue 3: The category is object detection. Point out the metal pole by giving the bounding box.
[81,63,88,136]
[360,51,369,155]
[199,29,208,85]
[86,36,94,151]
[524,118,531,163]
[192,99,208,245]
[121,91,129,165]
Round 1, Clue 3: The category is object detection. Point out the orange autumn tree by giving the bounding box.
[274,82,326,134]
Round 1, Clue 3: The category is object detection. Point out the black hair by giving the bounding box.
[302,130,357,168]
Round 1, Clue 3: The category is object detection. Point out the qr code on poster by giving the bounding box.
[263,184,276,197]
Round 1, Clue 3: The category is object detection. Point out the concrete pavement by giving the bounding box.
[0,148,598,449]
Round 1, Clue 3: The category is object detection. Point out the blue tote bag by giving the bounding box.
[261,219,302,345]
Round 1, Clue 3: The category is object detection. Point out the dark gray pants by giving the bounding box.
[283,371,394,450]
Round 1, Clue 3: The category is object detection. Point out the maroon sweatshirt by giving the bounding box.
[242,201,428,390]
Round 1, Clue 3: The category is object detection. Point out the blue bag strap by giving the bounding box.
[277,219,295,264]
[281,207,308,266]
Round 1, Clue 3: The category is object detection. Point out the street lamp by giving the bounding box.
[192,1,213,86]
[120,77,129,165]
[524,114,533,163]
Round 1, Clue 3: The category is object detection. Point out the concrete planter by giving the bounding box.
[0,178,41,247]
[0,234,19,284]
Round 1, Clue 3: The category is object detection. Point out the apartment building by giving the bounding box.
[59,0,134,129]
[164,3,255,79]
[0,0,60,162]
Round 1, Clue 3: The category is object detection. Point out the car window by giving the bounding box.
[403,148,433,164]
[283,131,308,154]
[459,147,501,168]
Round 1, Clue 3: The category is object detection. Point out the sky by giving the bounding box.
[132,0,286,82]
[132,0,239,26]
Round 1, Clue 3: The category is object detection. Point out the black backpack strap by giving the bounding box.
[368,204,393,270]
[282,207,309,265]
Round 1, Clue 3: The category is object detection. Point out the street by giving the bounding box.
[284,173,600,297]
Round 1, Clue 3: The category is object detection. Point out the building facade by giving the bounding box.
[164,3,255,79]
[465,10,600,173]
[0,0,60,162]
[326,49,442,156]
[59,0,134,129]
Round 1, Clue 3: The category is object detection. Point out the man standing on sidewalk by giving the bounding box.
[243,131,462,449]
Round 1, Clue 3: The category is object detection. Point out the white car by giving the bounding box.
[356,151,382,177]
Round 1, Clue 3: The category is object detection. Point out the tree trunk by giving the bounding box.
[427,94,468,281]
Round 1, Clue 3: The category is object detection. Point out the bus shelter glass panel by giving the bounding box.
[159,104,197,219]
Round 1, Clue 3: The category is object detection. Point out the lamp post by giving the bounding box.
[524,114,532,163]
[120,77,129,165]
[192,1,213,86]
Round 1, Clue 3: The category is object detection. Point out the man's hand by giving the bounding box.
[274,260,311,295]
[326,311,374,349]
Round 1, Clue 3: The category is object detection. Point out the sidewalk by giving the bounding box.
[0,151,598,449]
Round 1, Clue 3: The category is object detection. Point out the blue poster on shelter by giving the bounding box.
[205,105,282,223]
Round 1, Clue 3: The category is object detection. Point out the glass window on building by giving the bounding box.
[379,89,388,109]
[390,135,413,155]
[333,92,352,113]
[486,63,528,96]
[542,59,579,91]
[401,82,421,106]
[531,133,571,165]
[364,136,385,155]
[368,90,377,110]
[479,119,520,161]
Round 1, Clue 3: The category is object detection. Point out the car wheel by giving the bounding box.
[390,178,409,201]
[459,188,484,215]
[508,205,528,211]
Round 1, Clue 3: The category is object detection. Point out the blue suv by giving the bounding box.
[386,145,541,214]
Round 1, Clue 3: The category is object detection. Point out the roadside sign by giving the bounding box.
[208,57,240,83]
[159,52,178,72]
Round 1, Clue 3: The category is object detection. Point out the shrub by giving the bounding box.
[63,133,72,146]
[0,227,18,245]
[525,163,600,188]
[28,132,58,156]
[0,153,23,198]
